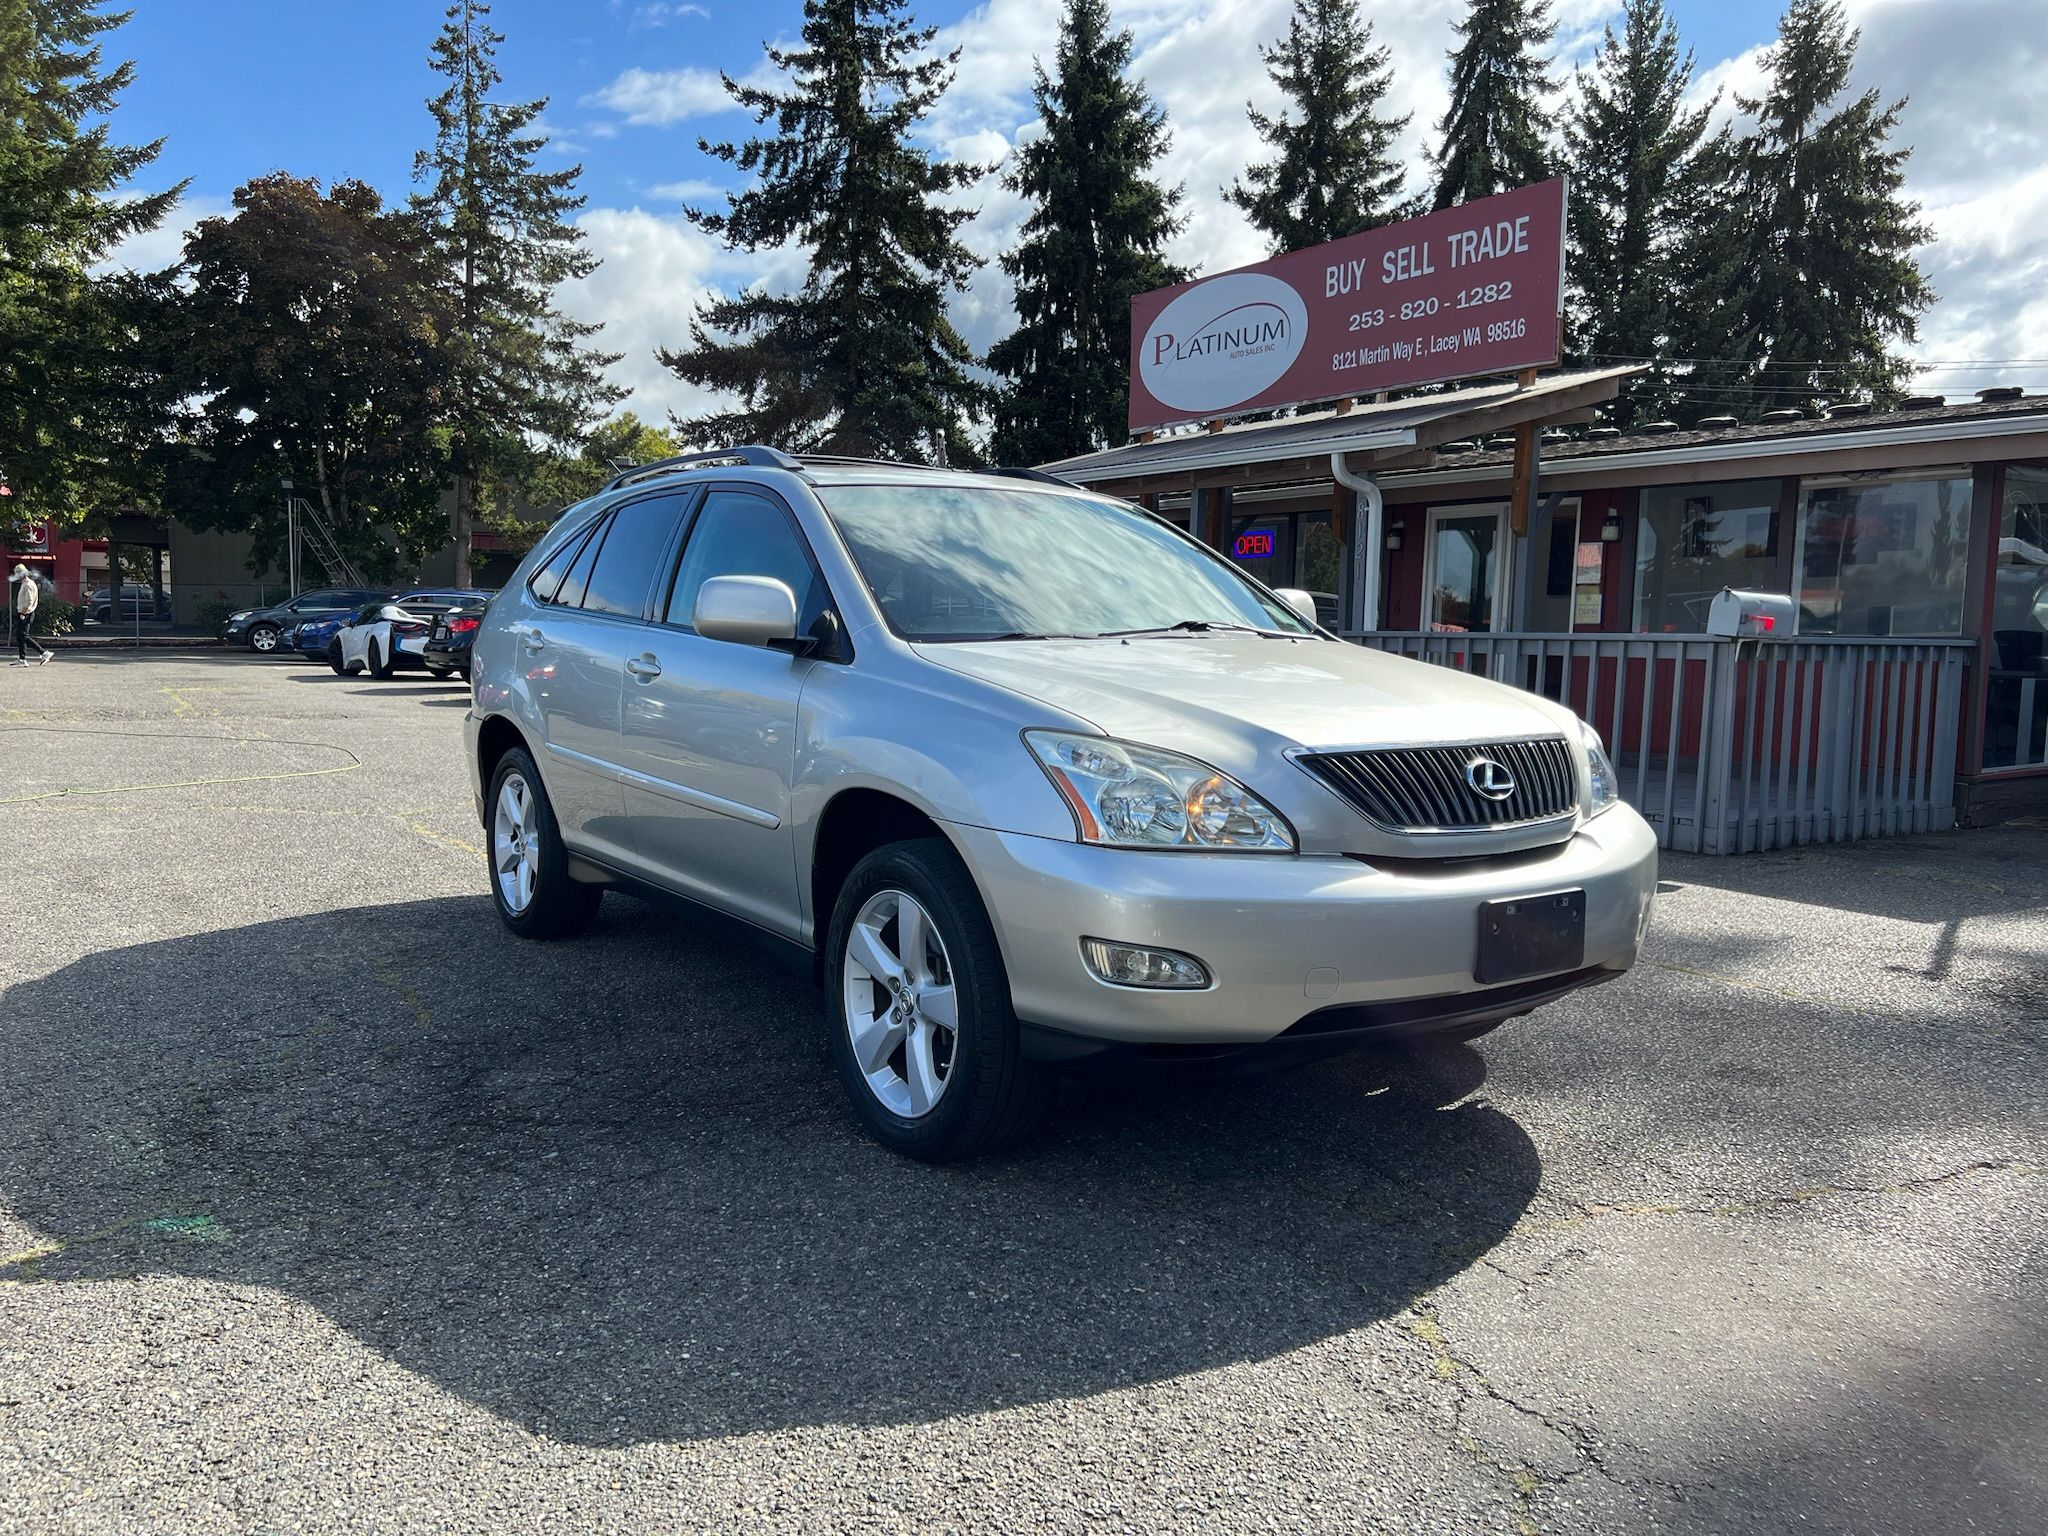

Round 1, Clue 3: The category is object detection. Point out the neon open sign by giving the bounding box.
[1234,530,1275,559]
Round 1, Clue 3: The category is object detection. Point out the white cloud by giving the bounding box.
[583,65,736,125]
[560,207,812,429]
[647,178,728,202]
[95,192,232,275]
[629,2,710,28]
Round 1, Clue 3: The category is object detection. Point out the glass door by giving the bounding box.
[1423,506,1508,632]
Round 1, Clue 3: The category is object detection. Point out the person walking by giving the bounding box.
[11,564,53,665]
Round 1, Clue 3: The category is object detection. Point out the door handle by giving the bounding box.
[626,654,662,679]
[521,627,546,654]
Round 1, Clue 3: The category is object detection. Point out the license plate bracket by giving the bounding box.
[1475,890,1586,985]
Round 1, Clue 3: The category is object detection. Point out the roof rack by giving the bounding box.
[792,454,956,472]
[990,466,1085,490]
[601,445,801,492]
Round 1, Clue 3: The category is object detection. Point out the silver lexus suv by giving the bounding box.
[466,448,1657,1159]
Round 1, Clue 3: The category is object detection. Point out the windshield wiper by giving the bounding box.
[1098,619,1289,638]
[962,630,1090,642]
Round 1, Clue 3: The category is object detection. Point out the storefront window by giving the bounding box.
[1795,473,1972,636]
[1632,480,1780,633]
[1987,465,2048,769]
[1297,513,1342,625]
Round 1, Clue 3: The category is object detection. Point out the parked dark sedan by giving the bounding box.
[420,597,487,680]
[222,587,390,653]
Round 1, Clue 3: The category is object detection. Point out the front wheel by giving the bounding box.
[328,639,347,676]
[825,838,1051,1161]
[486,747,601,940]
[248,623,280,654]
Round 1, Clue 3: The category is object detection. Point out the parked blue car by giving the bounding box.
[288,610,355,660]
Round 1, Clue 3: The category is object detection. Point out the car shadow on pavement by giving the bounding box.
[0,894,1539,1447]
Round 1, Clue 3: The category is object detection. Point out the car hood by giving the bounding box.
[914,634,1578,755]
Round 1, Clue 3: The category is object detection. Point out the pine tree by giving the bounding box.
[0,0,182,524]
[412,0,621,586]
[1432,0,1556,210]
[987,0,1184,464]
[1561,0,1713,424]
[1227,0,1415,254]
[663,0,984,461]
[1692,0,1932,417]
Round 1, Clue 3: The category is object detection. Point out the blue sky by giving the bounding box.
[102,1,2048,416]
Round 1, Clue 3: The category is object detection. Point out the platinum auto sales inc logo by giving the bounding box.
[1137,273,1309,415]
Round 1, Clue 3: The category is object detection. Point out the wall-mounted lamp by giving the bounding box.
[1385,518,1404,552]
[1600,508,1622,543]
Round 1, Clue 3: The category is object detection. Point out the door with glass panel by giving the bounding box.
[1423,505,1509,632]
[614,485,828,941]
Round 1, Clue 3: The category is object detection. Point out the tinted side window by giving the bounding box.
[663,491,820,631]
[583,494,685,617]
[529,522,599,604]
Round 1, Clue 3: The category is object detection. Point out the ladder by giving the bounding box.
[287,496,367,589]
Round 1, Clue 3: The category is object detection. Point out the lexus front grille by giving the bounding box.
[1297,738,1579,832]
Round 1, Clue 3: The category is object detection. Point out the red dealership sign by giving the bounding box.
[1127,178,1566,432]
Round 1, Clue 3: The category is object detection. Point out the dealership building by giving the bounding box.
[1046,380,2048,849]
[1040,185,2047,850]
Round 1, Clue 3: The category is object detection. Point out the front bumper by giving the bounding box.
[946,806,1657,1046]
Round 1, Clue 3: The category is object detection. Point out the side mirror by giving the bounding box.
[1273,587,1320,627]
[695,575,799,647]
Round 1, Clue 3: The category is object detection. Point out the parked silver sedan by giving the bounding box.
[465,449,1657,1159]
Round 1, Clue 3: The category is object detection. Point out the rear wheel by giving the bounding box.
[487,747,601,940]
[368,639,394,679]
[825,838,1051,1161]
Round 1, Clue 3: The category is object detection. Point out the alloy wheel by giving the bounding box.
[842,888,959,1118]
[251,626,278,653]
[493,772,537,914]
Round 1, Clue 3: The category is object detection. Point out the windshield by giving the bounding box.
[818,483,1316,641]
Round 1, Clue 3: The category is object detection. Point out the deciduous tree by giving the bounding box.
[162,175,451,579]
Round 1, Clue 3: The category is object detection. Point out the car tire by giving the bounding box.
[486,747,602,940]
[368,639,393,680]
[248,623,280,654]
[327,639,347,676]
[825,837,1052,1162]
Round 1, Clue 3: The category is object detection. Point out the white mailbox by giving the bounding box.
[1706,587,1796,639]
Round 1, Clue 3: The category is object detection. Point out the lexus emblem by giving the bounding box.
[1464,756,1516,801]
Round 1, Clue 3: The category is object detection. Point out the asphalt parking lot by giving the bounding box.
[2,651,2044,1535]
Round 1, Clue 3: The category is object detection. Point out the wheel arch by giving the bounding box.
[475,714,534,804]
[808,788,993,979]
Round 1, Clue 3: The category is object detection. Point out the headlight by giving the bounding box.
[1025,730,1295,852]
[1579,719,1620,816]
[228,611,252,622]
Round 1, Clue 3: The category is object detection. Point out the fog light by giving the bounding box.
[1081,937,1211,989]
